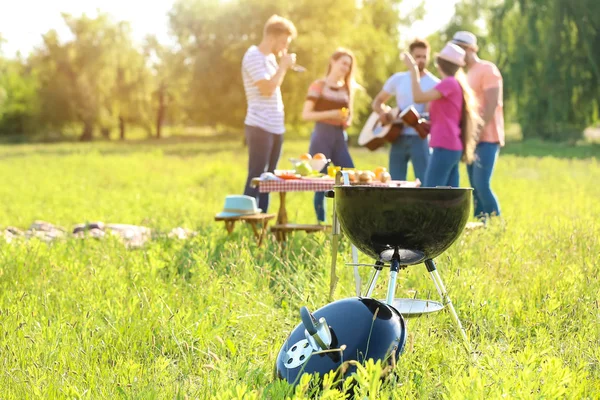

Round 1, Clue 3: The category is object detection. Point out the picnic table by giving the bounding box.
[251,176,420,241]
[214,213,275,246]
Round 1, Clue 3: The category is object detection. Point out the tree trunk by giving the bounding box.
[79,121,93,141]
[145,124,153,138]
[156,87,166,139]
[101,128,111,139]
[17,116,24,136]
[119,116,126,140]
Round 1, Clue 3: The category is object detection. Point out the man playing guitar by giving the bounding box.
[371,38,439,181]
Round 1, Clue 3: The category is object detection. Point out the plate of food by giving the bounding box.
[274,170,302,180]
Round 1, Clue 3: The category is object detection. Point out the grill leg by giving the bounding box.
[425,259,471,354]
[328,170,351,301]
[365,261,384,298]
[328,195,341,302]
[329,229,339,302]
[352,245,361,297]
[386,257,400,306]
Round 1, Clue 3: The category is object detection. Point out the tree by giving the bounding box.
[434,0,599,141]
[32,13,130,140]
[143,36,189,139]
[111,24,153,140]
[167,0,406,136]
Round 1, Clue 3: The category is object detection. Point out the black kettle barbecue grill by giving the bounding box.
[275,171,472,386]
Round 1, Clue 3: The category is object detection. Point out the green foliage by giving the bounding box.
[0,0,407,140]
[143,35,190,139]
[30,13,154,141]
[1,0,599,141]
[434,0,600,141]
[110,25,154,140]
[0,57,39,136]
[167,0,404,136]
[0,139,599,397]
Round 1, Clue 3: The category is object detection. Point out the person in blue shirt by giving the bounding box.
[371,38,440,182]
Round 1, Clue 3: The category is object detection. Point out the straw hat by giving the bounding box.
[215,195,262,218]
[451,31,479,51]
[436,42,466,67]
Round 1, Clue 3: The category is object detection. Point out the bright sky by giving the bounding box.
[0,0,176,57]
[0,0,459,58]
[403,0,460,41]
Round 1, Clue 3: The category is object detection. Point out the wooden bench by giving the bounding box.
[250,179,334,242]
[214,213,276,246]
[270,223,331,242]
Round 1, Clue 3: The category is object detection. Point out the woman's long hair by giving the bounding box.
[436,57,481,164]
[326,48,357,93]
[325,48,365,112]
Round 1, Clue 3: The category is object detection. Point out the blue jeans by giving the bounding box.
[243,125,283,212]
[424,147,462,187]
[310,122,354,222]
[467,142,501,217]
[389,135,430,182]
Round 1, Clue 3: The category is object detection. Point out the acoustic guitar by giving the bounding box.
[358,105,431,151]
[398,105,431,139]
[357,106,403,151]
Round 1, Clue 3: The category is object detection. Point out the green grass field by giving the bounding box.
[0,138,599,398]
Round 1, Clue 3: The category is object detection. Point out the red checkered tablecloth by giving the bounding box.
[255,178,420,193]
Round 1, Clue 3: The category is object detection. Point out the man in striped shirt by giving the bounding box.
[242,15,297,213]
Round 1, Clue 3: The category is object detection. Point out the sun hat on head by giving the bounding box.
[451,31,478,51]
[215,195,262,218]
[436,42,466,67]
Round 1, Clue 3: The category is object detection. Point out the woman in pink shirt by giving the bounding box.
[402,42,480,188]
